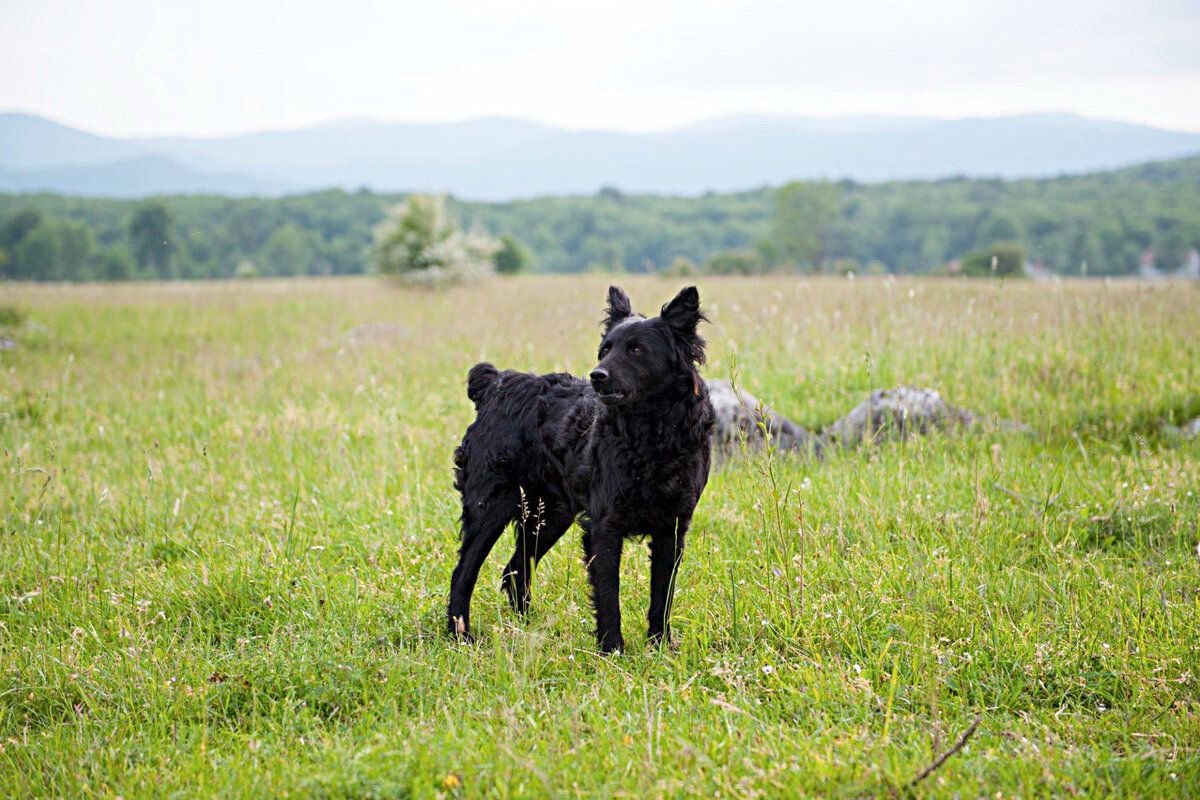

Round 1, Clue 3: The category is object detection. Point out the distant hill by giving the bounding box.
[0,155,279,197]
[0,112,141,170]
[2,111,1199,199]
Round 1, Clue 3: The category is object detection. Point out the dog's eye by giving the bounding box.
[629,344,643,356]
[599,344,611,357]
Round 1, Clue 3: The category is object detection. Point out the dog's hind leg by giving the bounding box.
[447,489,517,640]
[501,501,575,614]
[647,516,689,646]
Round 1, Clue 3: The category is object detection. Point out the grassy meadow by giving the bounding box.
[1,275,1199,798]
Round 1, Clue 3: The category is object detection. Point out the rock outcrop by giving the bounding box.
[706,379,1021,457]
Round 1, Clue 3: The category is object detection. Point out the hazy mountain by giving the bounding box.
[0,112,141,170]
[2,111,1198,199]
[134,116,560,173]
[0,155,279,197]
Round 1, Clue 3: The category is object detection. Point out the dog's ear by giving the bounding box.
[661,286,702,332]
[661,286,707,365]
[603,285,634,331]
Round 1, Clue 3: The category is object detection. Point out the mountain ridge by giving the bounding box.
[3,110,1199,199]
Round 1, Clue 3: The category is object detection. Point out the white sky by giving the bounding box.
[3,0,1199,136]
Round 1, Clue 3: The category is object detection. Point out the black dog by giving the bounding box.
[447,286,714,653]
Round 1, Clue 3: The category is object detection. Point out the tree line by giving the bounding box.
[1,155,1197,282]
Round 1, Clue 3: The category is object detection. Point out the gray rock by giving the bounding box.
[823,386,978,449]
[705,380,1021,458]
[1171,417,1200,439]
[706,379,822,456]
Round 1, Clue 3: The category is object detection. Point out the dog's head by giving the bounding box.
[589,285,707,407]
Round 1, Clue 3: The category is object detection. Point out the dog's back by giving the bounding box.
[454,363,594,498]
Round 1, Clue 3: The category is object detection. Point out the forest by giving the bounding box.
[1,155,1198,281]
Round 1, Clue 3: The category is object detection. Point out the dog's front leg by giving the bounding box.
[584,520,625,654]
[648,517,688,646]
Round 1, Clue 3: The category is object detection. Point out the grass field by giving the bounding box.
[2,275,1199,798]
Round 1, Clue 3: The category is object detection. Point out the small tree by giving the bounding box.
[772,181,841,270]
[371,194,498,286]
[129,202,174,277]
[6,218,90,280]
[665,256,697,276]
[261,222,319,276]
[54,220,95,281]
[0,209,43,253]
[704,249,764,275]
[961,241,1026,277]
[99,245,136,281]
[494,235,530,274]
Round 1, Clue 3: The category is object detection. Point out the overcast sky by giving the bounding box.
[4,0,1199,137]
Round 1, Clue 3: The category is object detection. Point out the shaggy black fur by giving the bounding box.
[447,286,714,653]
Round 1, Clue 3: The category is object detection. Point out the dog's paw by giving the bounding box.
[448,616,476,644]
[598,633,625,655]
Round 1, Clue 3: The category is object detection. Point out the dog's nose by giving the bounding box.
[589,368,609,386]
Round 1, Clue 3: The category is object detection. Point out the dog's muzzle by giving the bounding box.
[590,367,627,404]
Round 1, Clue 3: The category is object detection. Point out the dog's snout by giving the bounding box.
[589,367,609,386]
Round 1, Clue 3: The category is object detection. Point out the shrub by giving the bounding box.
[829,258,861,276]
[961,241,1026,277]
[370,195,498,287]
[0,304,26,329]
[494,235,530,275]
[665,256,697,276]
[99,245,136,281]
[704,249,765,275]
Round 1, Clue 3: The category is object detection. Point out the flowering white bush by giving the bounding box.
[370,194,498,287]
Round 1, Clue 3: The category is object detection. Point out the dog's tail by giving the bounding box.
[466,362,501,410]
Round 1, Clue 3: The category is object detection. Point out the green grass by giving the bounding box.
[2,275,1198,798]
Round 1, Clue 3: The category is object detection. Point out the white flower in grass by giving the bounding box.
[761,665,774,675]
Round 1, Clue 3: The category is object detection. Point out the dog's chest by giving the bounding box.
[590,437,705,526]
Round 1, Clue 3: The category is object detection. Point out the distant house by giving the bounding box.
[1024,259,1053,280]
[1138,248,1161,279]
[1181,249,1200,279]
